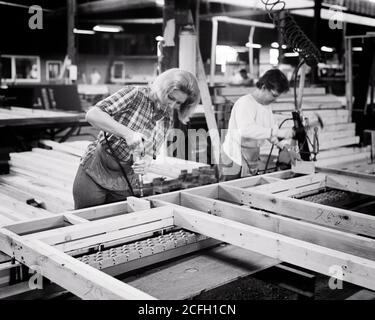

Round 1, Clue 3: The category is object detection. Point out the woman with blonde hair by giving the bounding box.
[73,68,200,209]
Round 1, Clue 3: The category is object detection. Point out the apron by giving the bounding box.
[83,143,138,192]
[240,137,260,177]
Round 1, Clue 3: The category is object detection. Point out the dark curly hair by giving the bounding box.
[256,69,289,94]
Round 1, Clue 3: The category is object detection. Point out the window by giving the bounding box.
[110,61,125,83]
[46,61,62,81]
[1,55,41,83]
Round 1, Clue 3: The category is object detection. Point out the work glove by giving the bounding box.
[278,145,301,166]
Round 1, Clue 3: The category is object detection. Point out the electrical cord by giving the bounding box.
[260,0,321,68]
[104,132,135,196]
[263,117,293,174]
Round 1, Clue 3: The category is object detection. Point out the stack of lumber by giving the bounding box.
[0,140,210,216]
[0,107,83,127]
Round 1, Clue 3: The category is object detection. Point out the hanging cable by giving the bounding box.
[261,0,321,68]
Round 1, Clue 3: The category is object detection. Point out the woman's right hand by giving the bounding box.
[125,131,146,149]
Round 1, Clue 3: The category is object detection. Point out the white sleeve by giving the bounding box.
[234,100,272,140]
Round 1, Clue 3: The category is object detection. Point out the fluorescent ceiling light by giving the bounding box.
[73,28,95,35]
[352,47,363,51]
[281,44,287,49]
[293,8,375,28]
[271,42,279,48]
[321,46,334,52]
[284,52,299,57]
[93,25,123,32]
[245,42,262,48]
[155,36,164,41]
[322,3,348,11]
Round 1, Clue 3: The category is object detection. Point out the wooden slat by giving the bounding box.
[24,206,174,244]
[54,218,174,252]
[219,184,375,237]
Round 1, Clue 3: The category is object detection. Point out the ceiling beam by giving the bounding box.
[78,0,161,14]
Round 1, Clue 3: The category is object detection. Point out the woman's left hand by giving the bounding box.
[132,155,153,175]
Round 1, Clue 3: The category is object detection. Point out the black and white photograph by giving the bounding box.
[0,0,375,310]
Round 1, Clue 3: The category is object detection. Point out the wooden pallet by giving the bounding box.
[1,169,375,299]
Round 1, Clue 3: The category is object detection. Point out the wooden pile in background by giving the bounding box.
[0,107,83,126]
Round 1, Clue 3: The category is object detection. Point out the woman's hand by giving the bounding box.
[125,131,146,149]
[132,155,153,175]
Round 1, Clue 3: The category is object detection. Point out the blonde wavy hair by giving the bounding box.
[150,68,200,124]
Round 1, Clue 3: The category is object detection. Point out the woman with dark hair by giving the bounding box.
[220,68,299,181]
[73,68,200,209]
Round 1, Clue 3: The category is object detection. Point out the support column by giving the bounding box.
[248,26,255,77]
[209,18,218,86]
[67,0,76,65]
[311,0,322,84]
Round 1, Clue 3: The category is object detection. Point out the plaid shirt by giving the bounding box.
[81,86,173,166]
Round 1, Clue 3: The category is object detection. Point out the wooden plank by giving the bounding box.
[179,192,375,260]
[54,218,174,253]
[0,229,155,300]
[195,16,220,165]
[39,140,83,157]
[219,184,375,237]
[4,216,66,235]
[248,174,326,194]
[10,152,78,171]
[63,214,89,225]
[127,197,151,212]
[0,175,73,212]
[0,193,52,220]
[24,207,174,244]
[31,147,80,163]
[316,152,370,167]
[70,201,130,220]
[9,158,75,184]
[172,206,375,291]
[9,167,73,193]
[323,170,375,197]
[346,289,375,300]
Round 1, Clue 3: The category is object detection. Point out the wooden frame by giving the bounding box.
[1,169,375,299]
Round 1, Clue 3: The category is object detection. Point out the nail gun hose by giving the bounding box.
[104,132,135,196]
[261,0,321,68]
